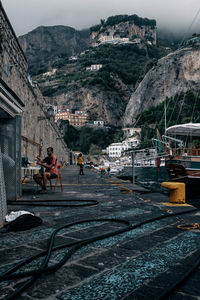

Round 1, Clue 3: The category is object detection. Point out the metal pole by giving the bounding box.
[0,147,7,225]
[165,101,167,135]
[131,151,135,184]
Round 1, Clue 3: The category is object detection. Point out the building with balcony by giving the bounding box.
[55,111,89,127]
[107,137,140,158]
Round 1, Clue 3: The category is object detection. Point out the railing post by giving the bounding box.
[131,151,135,184]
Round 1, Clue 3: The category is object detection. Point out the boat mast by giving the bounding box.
[165,100,167,135]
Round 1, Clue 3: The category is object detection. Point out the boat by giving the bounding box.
[164,123,200,186]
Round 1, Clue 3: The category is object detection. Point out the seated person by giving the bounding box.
[33,147,58,193]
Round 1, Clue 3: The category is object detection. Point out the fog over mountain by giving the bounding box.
[2,0,200,37]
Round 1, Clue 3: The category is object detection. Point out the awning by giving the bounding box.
[166,123,200,136]
[0,78,24,118]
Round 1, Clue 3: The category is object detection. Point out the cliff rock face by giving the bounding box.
[51,83,130,126]
[124,46,200,125]
[18,26,90,74]
[91,19,156,46]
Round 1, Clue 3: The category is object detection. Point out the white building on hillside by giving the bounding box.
[94,120,104,127]
[86,120,104,128]
[107,137,140,158]
[86,64,103,71]
[125,137,140,148]
[42,68,57,78]
[107,142,130,158]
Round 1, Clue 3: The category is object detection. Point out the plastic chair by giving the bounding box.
[49,164,63,192]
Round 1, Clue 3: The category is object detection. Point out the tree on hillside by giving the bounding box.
[135,90,200,148]
[61,120,124,154]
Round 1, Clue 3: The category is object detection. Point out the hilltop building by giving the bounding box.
[90,15,157,48]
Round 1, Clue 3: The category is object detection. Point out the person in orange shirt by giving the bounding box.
[77,153,84,175]
[33,147,58,193]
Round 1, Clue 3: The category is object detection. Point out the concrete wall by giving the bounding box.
[0,2,69,163]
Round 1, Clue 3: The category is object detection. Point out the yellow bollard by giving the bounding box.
[161,182,185,204]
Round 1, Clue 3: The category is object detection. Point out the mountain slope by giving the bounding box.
[18,25,90,75]
[124,43,200,126]
[34,42,169,126]
[18,14,185,127]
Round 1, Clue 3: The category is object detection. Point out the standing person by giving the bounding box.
[77,153,84,175]
[33,147,58,193]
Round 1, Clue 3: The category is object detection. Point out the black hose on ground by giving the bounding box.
[7,199,99,207]
[1,208,198,299]
[1,218,131,300]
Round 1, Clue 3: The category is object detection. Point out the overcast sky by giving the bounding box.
[1,0,200,37]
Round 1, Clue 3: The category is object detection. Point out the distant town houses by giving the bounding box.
[99,36,130,44]
[55,110,88,128]
[107,137,140,158]
[86,64,103,71]
[107,127,141,158]
[86,120,104,128]
[53,105,70,115]
[53,105,105,128]
[92,33,139,47]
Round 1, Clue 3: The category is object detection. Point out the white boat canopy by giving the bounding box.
[166,123,200,136]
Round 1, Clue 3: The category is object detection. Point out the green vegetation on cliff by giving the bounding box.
[39,42,168,97]
[90,14,156,33]
[80,44,147,86]
[60,120,124,153]
[135,90,200,148]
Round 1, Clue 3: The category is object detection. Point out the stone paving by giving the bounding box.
[1,165,200,299]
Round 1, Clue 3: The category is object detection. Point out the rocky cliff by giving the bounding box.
[19,14,185,128]
[18,26,90,74]
[91,14,156,46]
[48,79,130,126]
[124,45,200,126]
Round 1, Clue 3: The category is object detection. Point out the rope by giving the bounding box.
[166,95,180,128]
[179,7,200,48]
[157,96,171,129]
[190,91,200,122]
[177,223,200,230]
[176,93,186,124]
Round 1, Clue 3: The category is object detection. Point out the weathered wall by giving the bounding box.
[0,2,69,163]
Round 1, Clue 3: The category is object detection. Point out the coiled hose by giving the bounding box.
[1,205,198,300]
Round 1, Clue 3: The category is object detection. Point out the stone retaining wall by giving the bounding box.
[0,2,69,163]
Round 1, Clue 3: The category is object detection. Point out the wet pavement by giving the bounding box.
[1,165,200,299]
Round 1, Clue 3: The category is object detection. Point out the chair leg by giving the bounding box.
[50,179,53,190]
[60,174,63,192]
[54,176,59,192]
